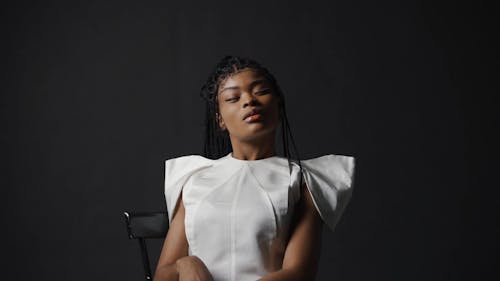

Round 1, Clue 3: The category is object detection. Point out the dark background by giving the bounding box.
[2,0,497,280]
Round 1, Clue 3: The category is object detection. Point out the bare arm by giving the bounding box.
[257,182,324,281]
[153,191,214,281]
[153,192,189,281]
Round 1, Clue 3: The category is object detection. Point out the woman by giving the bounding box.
[153,56,356,281]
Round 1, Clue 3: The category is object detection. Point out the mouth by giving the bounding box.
[243,110,263,122]
[244,113,263,122]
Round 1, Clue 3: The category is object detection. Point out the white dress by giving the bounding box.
[164,152,356,281]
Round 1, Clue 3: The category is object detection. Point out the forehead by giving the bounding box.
[218,69,269,89]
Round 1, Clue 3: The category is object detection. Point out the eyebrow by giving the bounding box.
[219,79,269,94]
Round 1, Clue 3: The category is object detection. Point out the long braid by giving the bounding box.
[279,96,304,188]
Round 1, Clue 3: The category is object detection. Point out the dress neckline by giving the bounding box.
[225,152,279,163]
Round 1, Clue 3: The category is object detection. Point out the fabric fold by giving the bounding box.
[164,155,214,223]
[297,154,356,232]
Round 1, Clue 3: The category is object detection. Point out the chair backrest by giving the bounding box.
[123,211,169,281]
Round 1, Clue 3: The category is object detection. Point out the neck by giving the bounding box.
[229,134,276,160]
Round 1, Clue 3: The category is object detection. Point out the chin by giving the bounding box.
[239,126,277,142]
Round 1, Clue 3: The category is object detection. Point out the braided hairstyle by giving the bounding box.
[199,55,304,185]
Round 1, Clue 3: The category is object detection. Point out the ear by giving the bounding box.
[216,112,226,131]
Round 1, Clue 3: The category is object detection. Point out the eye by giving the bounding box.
[256,89,271,95]
[225,97,239,103]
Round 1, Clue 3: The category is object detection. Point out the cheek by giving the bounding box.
[219,105,239,126]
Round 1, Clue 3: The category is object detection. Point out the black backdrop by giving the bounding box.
[2,1,497,281]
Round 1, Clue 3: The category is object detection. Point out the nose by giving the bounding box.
[242,92,258,107]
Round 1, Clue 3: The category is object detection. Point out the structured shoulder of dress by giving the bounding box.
[289,153,355,170]
[164,154,215,184]
[288,153,356,232]
[163,154,215,222]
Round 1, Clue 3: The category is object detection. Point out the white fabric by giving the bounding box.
[164,152,355,281]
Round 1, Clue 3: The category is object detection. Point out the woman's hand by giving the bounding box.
[176,256,214,281]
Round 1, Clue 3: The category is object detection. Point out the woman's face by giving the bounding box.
[216,68,281,143]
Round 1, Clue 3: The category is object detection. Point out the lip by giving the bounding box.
[244,113,263,122]
[242,109,263,121]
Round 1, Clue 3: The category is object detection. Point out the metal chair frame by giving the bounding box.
[123,211,169,281]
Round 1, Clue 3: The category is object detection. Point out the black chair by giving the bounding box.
[123,211,169,281]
